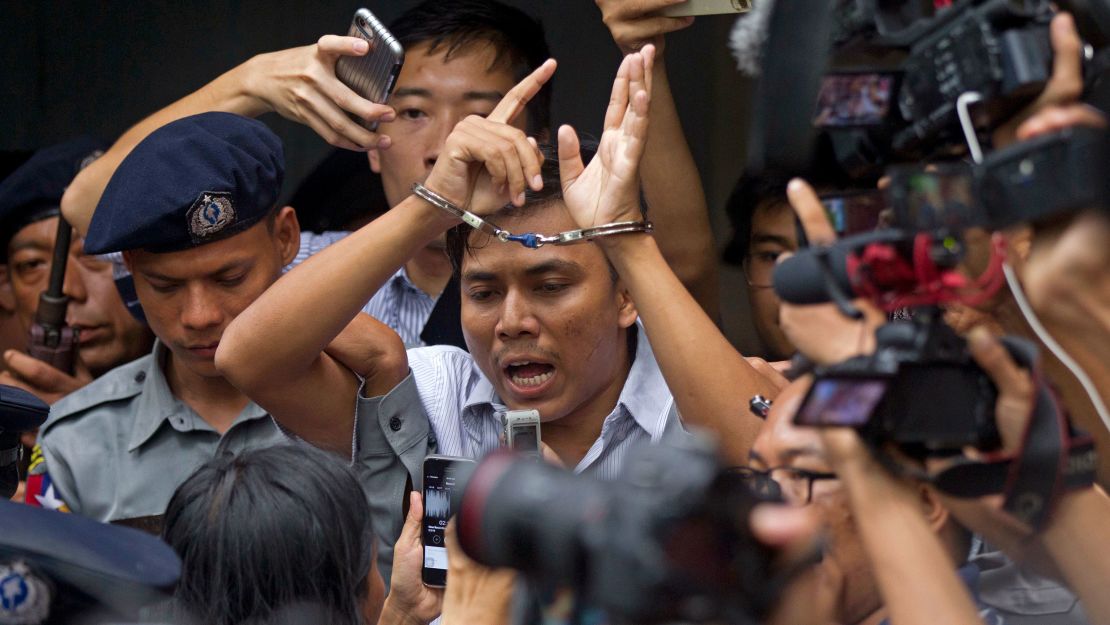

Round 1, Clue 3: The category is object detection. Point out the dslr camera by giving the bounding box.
[452,440,787,624]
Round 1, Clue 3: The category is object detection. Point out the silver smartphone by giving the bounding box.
[659,0,752,17]
[500,409,541,458]
[334,8,404,130]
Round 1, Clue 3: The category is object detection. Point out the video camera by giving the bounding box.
[451,440,789,625]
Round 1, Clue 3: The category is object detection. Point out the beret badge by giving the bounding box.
[187,191,236,242]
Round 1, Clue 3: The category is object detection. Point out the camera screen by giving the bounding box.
[820,191,887,236]
[511,424,539,452]
[813,73,896,128]
[423,458,466,573]
[890,165,978,232]
[795,378,889,427]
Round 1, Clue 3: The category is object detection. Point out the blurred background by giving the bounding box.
[0,0,762,351]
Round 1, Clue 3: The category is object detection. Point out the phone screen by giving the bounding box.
[820,191,887,236]
[795,378,889,427]
[888,164,979,233]
[422,457,470,586]
[813,73,897,128]
[511,423,539,453]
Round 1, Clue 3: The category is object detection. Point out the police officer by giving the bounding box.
[32,113,301,528]
[0,138,153,404]
[0,498,180,624]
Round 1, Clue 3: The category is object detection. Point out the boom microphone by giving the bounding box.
[772,244,852,305]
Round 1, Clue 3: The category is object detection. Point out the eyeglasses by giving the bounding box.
[730,466,838,505]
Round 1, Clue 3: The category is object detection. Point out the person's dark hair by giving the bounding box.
[390,0,552,135]
[162,444,375,625]
[445,142,626,281]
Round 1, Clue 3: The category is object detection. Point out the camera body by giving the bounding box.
[795,310,1001,455]
[818,0,1053,176]
[453,440,780,624]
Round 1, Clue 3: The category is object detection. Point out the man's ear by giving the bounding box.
[615,280,638,329]
[368,150,382,174]
[0,266,15,313]
[273,206,301,267]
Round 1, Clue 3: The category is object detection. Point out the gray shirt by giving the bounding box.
[353,324,688,582]
[36,341,286,524]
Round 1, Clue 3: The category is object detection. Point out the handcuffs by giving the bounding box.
[413,182,653,248]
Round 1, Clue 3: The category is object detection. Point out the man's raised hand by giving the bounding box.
[558,45,654,233]
[422,60,556,215]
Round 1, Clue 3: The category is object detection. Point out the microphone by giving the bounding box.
[772,245,853,305]
[728,0,775,78]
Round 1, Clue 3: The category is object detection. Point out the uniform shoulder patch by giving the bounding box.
[42,356,151,431]
[24,445,70,514]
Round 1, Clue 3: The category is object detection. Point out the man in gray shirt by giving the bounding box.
[36,112,402,528]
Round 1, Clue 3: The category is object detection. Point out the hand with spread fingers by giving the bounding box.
[422,60,557,215]
[558,46,655,233]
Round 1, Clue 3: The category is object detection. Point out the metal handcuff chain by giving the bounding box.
[413,182,652,248]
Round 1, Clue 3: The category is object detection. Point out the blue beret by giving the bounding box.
[0,136,105,252]
[0,499,180,620]
[85,112,284,255]
[0,385,49,433]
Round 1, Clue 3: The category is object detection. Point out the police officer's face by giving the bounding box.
[749,378,882,625]
[6,216,150,376]
[459,204,638,424]
[125,210,299,380]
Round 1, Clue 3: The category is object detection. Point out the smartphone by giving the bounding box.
[422,455,474,587]
[794,377,889,427]
[334,8,405,130]
[500,409,541,458]
[659,0,751,17]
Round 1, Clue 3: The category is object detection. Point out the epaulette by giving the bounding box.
[41,355,152,433]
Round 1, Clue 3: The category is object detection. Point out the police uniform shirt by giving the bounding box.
[33,340,286,523]
[353,322,688,582]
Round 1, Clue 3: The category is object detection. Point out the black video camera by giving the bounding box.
[794,308,1009,456]
[452,441,785,625]
[817,0,1055,177]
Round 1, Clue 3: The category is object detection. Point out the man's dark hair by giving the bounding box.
[162,444,375,625]
[390,0,552,135]
[445,142,627,281]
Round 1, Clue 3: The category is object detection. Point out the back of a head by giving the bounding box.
[390,0,551,135]
[162,444,374,625]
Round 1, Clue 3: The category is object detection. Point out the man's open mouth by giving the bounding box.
[503,361,556,388]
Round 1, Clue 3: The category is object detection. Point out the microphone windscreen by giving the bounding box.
[772,245,853,305]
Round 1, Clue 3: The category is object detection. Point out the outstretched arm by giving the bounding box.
[597,0,719,318]
[216,61,556,453]
[62,35,395,235]
[558,46,779,465]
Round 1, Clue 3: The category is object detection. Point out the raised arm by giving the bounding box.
[215,60,557,452]
[557,46,779,464]
[61,35,395,235]
[597,0,720,318]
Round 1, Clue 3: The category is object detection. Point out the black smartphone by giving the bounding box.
[334,8,405,130]
[422,455,474,587]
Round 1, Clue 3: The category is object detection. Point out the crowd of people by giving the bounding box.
[1,1,1109,624]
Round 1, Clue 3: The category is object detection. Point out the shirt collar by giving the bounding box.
[127,341,269,451]
[458,321,674,440]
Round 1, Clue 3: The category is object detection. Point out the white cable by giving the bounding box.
[1002,262,1110,432]
[957,92,985,164]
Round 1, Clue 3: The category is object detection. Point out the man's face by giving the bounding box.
[125,212,297,379]
[6,216,149,375]
[749,378,881,624]
[745,199,797,360]
[369,41,523,210]
[459,205,638,422]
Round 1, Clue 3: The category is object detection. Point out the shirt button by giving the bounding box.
[134,371,146,383]
[389,416,402,432]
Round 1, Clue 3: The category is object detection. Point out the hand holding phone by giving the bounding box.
[422,455,474,587]
[658,0,751,17]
